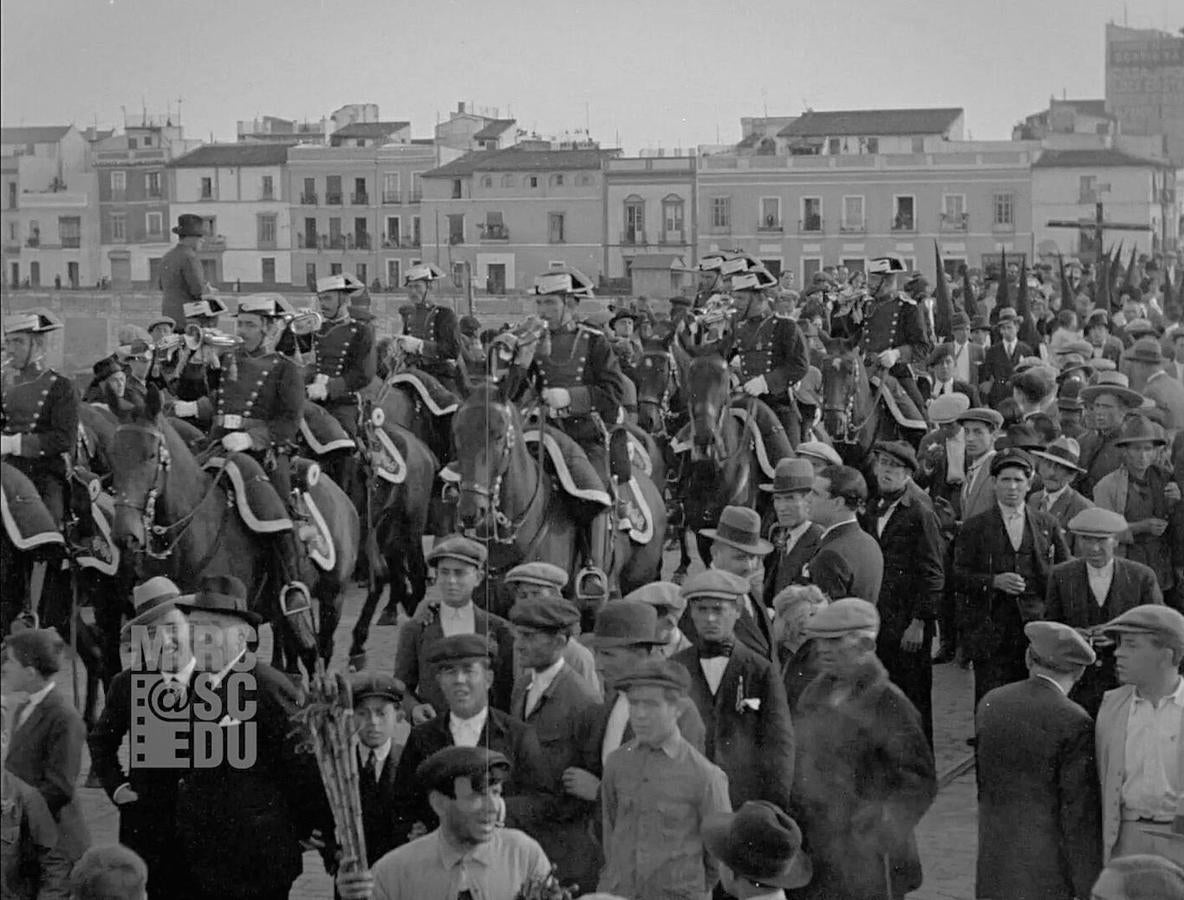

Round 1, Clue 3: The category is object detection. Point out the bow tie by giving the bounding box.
[698,639,734,659]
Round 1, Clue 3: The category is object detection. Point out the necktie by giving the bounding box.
[361,750,376,789]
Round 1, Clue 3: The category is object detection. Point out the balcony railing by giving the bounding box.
[839,221,866,234]
[758,219,784,233]
[799,217,823,233]
[261,191,275,201]
[328,235,345,250]
[891,214,916,232]
[405,234,421,248]
[300,193,318,205]
[299,235,319,249]
[382,233,400,248]
[347,234,371,250]
[382,192,401,204]
[940,212,969,232]
[325,192,342,205]
[350,192,369,205]
[258,239,277,250]
[200,235,226,251]
[3,240,20,253]
[479,223,509,241]
[449,233,465,245]
[61,237,81,249]
[660,229,685,244]
[991,219,1015,232]
[25,237,40,248]
[621,229,647,245]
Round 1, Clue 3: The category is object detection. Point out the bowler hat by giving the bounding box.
[427,535,487,568]
[803,597,880,638]
[614,657,692,695]
[1024,621,1096,670]
[508,596,580,631]
[623,582,686,618]
[350,672,405,705]
[1030,436,1085,473]
[1114,414,1167,447]
[760,457,814,494]
[504,561,567,590]
[416,746,511,794]
[872,440,917,471]
[680,569,752,605]
[1103,605,1184,652]
[702,801,813,890]
[425,633,497,667]
[176,574,261,626]
[1124,337,1164,366]
[989,447,1034,477]
[699,506,773,555]
[124,576,188,632]
[929,392,970,424]
[172,213,204,238]
[1079,372,1143,408]
[796,441,842,467]
[1067,507,1127,537]
[586,601,662,648]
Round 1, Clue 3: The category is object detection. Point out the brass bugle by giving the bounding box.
[286,309,323,336]
[185,324,242,349]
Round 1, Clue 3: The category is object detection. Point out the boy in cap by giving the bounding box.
[672,570,796,814]
[394,535,514,722]
[1028,436,1094,533]
[1096,605,1184,862]
[760,458,823,608]
[702,801,812,899]
[793,598,937,900]
[598,658,732,900]
[508,596,601,891]
[956,407,1004,523]
[349,673,406,867]
[975,622,1103,900]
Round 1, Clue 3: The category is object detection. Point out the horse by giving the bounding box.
[451,381,666,620]
[106,386,359,677]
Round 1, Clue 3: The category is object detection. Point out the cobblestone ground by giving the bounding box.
[69,547,978,899]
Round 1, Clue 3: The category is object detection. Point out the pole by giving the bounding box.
[465,260,474,316]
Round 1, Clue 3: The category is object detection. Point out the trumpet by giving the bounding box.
[185,325,242,350]
[285,308,323,337]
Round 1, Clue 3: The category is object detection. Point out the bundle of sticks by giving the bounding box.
[292,662,368,874]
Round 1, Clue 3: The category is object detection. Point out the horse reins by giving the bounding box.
[459,402,544,545]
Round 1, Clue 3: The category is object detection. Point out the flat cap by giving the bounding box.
[504,561,567,590]
[680,569,752,605]
[929,392,970,424]
[1024,621,1096,669]
[990,447,1034,476]
[425,633,496,666]
[795,440,842,467]
[872,440,917,471]
[586,601,662,647]
[802,597,880,638]
[623,582,686,617]
[957,407,1004,430]
[427,535,487,568]
[1102,605,1184,651]
[1067,507,1127,537]
[416,746,511,794]
[350,672,405,704]
[615,657,692,695]
[508,596,580,631]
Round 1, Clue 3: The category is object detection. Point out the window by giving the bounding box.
[201,216,216,237]
[941,194,967,231]
[354,217,368,249]
[801,197,821,232]
[410,172,423,201]
[329,217,342,248]
[411,216,421,246]
[148,257,161,285]
[841,257,866,274]
[385,216,401,246]
[111,171,126,195]
[578,173,594,186]
[356,139,365,148]
[841,195,865,232]
[447,214,464,244]
[353,177,367,205]
[326,175,342,204]
[261,258,276,284]
[501,174,515,188]
[261,175,274,200]
[58,216,80,249]
[761,259,783,278]
[482,211,506,240]
[710,196,731,230]
[802,257,822,283]
[993,192,1014,226]
[200,177,213,199]
[1079,175,1098,204]
[257,214,277,247]
[550,174,565,187]
[760,197,782,231]
[451,179,463,199]
[828,137,841,155]
[146,211,163,236]
[303,217,317,249]
[6,182,15,209]
[329,263,343,276]
[892,195,916,231]
[7,222,15,240]
[548,212,565,244]
[356,263,367,284]
[911,137,925,153]
[624,197,645,244]
[200,259,217,283]
[866,137,879,154]
[481,175,493,188]
[143,135,153,147]
[302,177,317,204]
[662,196,684,241]
[382,173,400,204]
[528,175,539,189]
[110,213,126,242]
[387,259,401,287]
[305,262,317,289]
[145,171,161,198]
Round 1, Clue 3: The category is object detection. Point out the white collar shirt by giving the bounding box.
[700,657,729,696]
[449,706,489,748]
[780,520,813,555]
[440,601,476,637]
[998,503,1026,550]
[16,681,55,729]
[1087,559,1116,607]
[360,738,394,779]
[1122,677,1184,821]
[951,341,971,382]
[1039,484,1069,512]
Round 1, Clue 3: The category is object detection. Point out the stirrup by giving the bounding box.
[575,566,609,602]
[280,581,312,617]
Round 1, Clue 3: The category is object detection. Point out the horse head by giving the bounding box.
[375,336,399,381]
[107,384,175,557]
[686,354,731,459]
[820,337,867,441]
[451,381,520,536]
[634,336,677,435]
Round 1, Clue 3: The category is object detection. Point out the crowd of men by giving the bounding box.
[3,216,1184,900]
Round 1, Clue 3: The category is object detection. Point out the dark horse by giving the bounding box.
[107,387,360,676]
[452,382,666,618]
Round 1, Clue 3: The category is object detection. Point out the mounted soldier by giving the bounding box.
[396,263,464,396]
[165,296,233,404]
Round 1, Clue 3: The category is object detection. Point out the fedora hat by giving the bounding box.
[760,458,814,494]
[702,801,812,890]
[1114,414,1167,448]
[1123,337,1164,366]
[176,574,261,626]
[1030,436,1085,473]
[699,505,773,556]
[1079,371,1143,408]
[124,576,188,633]
[586,600,662,648]
[172,213,204,238]
[995,307,1019,324]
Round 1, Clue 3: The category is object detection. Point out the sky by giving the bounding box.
[2,0,1181,153]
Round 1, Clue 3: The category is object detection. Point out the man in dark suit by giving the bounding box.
[672,570,796,813]
[805,464,883,604]
[508,596,601,892]
[88,577,197,899]
[2,628,88,896]
[976,622,1102,900]
[158,214,209,324]
[978,307,1032,408]
[761,458,824,608]
[954,449,1072,703]
[1045,507,1164,717]
[347,673,405,868]
[864,442,946,747]
[391,633,555,848]
[1028,437,1094,533]
[920,344,981,406]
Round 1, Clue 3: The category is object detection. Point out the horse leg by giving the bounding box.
[314,579,341,667]
[349,572,386,666]
[405,536,428,617]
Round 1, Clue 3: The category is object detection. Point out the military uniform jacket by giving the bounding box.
[158,243,205,325]
[309,316,375,402]
[400,302,461,376]
[832,291,932,366]
[197,346,304,452]
[1,364,78,481]
[725,313,809,398]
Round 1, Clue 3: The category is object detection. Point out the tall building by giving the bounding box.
[1,125,99,288]
[166,143,294,288]
[1105,23,1184,164]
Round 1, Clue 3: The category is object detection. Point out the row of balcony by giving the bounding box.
[299,192,423,206]
[704,213,1011,235]
[296,233,423,251]
[20,237,82,249]
[620,229,688,246]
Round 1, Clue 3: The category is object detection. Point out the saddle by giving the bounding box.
[669,398,789,480]
[201,454,335,571]
[872,372,928,431]
[389,369,459,417]
[69,467,119,575]
[619,422,654,478]
[299,400,357,455]
[0,463,64,553]
[363,420,409,484]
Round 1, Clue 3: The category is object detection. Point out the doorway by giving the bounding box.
[487,263,506,294]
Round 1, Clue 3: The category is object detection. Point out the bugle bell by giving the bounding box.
[185,324,242,350]
[286,309,323,336]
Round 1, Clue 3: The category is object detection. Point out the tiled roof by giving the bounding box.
[778,108,962,137]
[0,125,73,145]
[423,147,612,178]
[331,121,410,139]
[169,143,293,167]
[1032,148,1171,169]
[473,119,516,140]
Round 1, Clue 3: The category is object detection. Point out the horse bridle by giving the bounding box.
[636,348,679,436]
[822,353,866,444]
[458,403,543,545]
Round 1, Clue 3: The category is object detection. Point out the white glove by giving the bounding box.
[878,348,901,368]
[306,382,327,401]
[221,432,253,453]
[0,434,19,456]
[173,400,198,418]
[742,375,769,397]
[397,335,424,354]
[541,388,572,410]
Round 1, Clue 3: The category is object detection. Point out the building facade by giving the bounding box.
[167,143,294,288]
[1105,24,1184,165]
[603,155,697,292]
